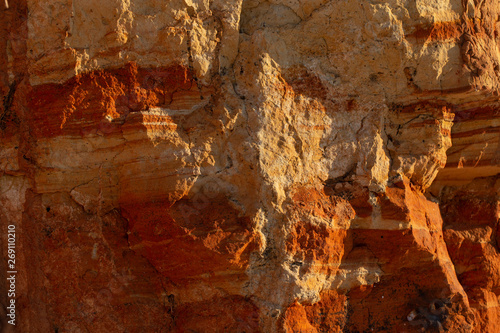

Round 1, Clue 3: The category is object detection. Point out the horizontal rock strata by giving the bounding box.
[1,0,499,332]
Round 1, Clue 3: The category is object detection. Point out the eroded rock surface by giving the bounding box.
[1,0,499,332]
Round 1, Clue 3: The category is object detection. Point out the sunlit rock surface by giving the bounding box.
[1,0,499,332]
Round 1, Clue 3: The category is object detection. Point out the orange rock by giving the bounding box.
[121,195,258,284]
[174,296,260,333]
[1,0,500,332]
[440,177,500,333]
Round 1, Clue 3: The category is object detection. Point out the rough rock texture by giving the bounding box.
[1,0,499,332]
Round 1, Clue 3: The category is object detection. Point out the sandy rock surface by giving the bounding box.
[1,0,499,332]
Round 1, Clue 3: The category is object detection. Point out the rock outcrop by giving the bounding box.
[0,0,499,332]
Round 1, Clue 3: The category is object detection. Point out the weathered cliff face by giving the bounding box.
[0,0,499,332]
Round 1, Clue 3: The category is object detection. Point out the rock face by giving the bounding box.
[1,0,499,332]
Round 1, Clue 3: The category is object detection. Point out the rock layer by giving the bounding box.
[1,0,499,332]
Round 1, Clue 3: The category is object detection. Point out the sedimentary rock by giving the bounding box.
[0,0,499,332]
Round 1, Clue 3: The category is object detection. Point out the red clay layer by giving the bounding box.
[405,21,462,42]
[28,62,195,139]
